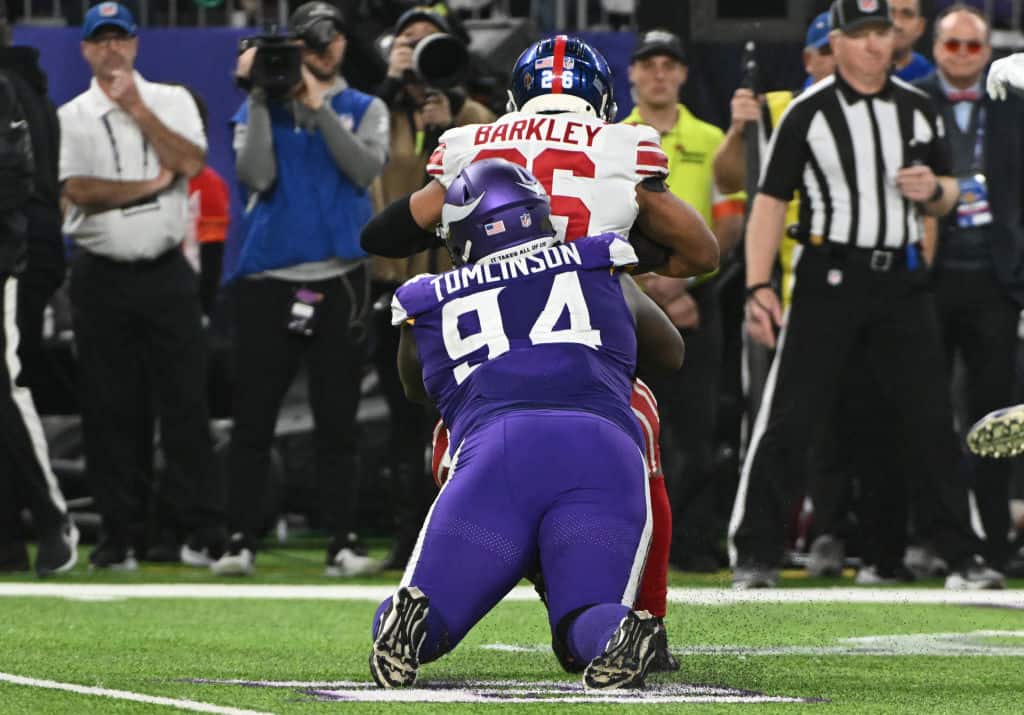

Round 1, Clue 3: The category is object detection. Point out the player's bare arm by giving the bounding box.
[620,273,684,375]
[634,180,720,278]
[397,323,429,404]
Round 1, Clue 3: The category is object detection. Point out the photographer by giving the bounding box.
[213,1,389,577]
[369,5,492,570]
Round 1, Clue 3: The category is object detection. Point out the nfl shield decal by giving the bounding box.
[858,0,879,11]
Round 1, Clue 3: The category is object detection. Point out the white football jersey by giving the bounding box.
[427,111,669,243]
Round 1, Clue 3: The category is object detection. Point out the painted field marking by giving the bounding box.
[0,582,1023,607]
[0,671,272,715]
[483,630,1024,657]
[190,678,818,705]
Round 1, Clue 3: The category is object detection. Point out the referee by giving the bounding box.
[730,0,1004,590]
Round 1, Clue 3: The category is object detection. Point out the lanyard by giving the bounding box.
[971,106,985,171]
[100,114,149,175]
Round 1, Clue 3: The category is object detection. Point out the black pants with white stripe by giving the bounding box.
[729,247,982,570]
[0,273,66,543]
[69,250,223,540]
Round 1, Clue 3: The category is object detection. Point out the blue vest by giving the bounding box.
[228,89,374,280]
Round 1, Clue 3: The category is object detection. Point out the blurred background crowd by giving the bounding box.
[3,0,1024,585]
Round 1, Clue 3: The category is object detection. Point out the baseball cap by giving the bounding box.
[81,2,137,40]
[631,29,687,65]
[829,0,892,34]
[394,5,451,36]
[805,12,831,50]
[289,1,347,37]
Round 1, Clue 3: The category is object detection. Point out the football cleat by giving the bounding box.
[583,610,660,690]
[966,404,1024,458]
[370,586,430,688]
[647,617,680,673]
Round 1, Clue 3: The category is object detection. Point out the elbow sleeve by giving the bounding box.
[361,195,438,258]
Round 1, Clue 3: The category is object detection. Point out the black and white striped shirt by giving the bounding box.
[759,72,951,250]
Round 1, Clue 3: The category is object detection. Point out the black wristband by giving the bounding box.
[928,181,944,203]
[360,195,438,258]
[745,282,775,299]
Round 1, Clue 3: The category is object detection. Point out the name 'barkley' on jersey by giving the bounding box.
[427,112,669,243]
[392,234,644,456]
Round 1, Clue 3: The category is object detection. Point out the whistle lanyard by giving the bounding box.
[100,114,149,176]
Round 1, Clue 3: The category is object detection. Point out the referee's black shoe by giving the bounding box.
[89,529,138,571]
[945,555,1005,590]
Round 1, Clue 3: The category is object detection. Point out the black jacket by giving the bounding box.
[915,72,1024,306]
[0,46,64,285]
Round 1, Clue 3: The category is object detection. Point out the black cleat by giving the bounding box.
[648,617,680,673]
[369,586,430,688]
[583,610,660,690]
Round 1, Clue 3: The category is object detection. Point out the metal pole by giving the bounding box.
[199,4,206,27]
[576,0,586,29]
[1012,0,1022,32]
[278,0,288,29]
[23,0,31,23]
[169,0,177,27]
[555,0,567,31]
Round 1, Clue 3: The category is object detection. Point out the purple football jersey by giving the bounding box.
[392,233,641,454]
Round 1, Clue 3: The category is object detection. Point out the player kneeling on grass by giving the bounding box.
[369,159,684,690]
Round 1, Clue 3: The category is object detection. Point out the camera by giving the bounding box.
[239,31,303,100]
[410,33,469,89]
[378,31,469,90]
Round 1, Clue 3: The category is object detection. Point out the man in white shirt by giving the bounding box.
[58,2,226,569]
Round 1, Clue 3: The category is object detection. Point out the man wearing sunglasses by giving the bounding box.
[914,4,1024,578]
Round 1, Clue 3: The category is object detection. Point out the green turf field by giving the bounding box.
[2,544,1023,713]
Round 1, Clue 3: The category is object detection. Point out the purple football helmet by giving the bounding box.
[440,159,555,266]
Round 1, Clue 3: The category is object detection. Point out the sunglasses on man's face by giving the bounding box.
[941,38,985,55]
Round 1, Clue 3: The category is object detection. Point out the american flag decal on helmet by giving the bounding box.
[484,220,506,236]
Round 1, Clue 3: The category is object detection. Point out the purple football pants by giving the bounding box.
[373,409,651,666]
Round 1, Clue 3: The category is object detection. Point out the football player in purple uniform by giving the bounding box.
[369,159,683,690]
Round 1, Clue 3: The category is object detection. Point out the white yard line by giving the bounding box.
[0,671,273,715]
[0,582,1022,606]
